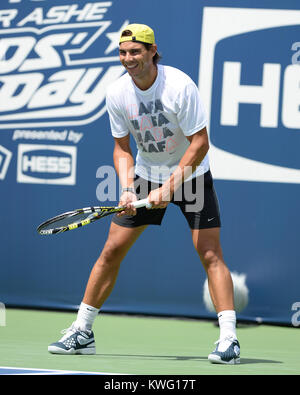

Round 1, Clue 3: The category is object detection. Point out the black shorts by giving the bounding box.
[112,170,221,230]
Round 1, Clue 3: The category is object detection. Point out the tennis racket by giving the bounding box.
[37,198,152,235]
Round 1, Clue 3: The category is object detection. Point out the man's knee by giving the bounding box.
[99,238,128,265]
[203,249,218,263]
[97,223,146,267]
[199,248,220,270]
[191,228,223,266]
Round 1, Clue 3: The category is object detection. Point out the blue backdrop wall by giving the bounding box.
[1,0,300,325]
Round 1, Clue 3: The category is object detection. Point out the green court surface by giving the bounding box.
[0,308,299,375]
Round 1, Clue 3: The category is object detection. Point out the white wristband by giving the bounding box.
[121,188,136,194]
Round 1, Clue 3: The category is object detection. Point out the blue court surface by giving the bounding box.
[0,366,114,375]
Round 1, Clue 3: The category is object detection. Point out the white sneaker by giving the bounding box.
[48,323,96,355]
[208,335,240,364]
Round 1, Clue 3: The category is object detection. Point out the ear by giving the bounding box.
[151,44,158,58]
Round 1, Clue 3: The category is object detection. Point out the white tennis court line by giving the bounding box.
[0,366,125,375]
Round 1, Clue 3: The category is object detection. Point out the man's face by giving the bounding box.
[119,41,157,80]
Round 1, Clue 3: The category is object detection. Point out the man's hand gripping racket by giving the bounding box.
[37,198,152,235]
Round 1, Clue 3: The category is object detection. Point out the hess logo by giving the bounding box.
[17,144,77,185]
[199,7,300,183]
[211,25,300,170]
[22,153,71,175]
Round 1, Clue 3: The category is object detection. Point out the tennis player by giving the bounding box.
[48,24,240,364]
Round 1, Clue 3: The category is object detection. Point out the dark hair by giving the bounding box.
[121,29,133,38]
[143,42,162,65]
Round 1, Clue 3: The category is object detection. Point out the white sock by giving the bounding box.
[218,310,237,341]
[74,302,100,332]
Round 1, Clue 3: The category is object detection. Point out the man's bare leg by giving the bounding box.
[48,222,147,354]
[191,227,240,364]
[191,227,234,313]
[83,222,147,309]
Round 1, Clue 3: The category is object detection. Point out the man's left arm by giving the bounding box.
[148,127,209,208]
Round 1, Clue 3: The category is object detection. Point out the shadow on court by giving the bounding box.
[95,353,282,365]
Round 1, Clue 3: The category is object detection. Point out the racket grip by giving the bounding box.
[132,198,152,209]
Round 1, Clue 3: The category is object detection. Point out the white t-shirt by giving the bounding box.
[106,64,209,183]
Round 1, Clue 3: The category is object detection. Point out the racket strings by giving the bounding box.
[40,211,91,230]
[37,205,126,234]
[38,207,122,232]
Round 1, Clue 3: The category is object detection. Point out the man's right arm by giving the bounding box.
[113,135,137,215]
